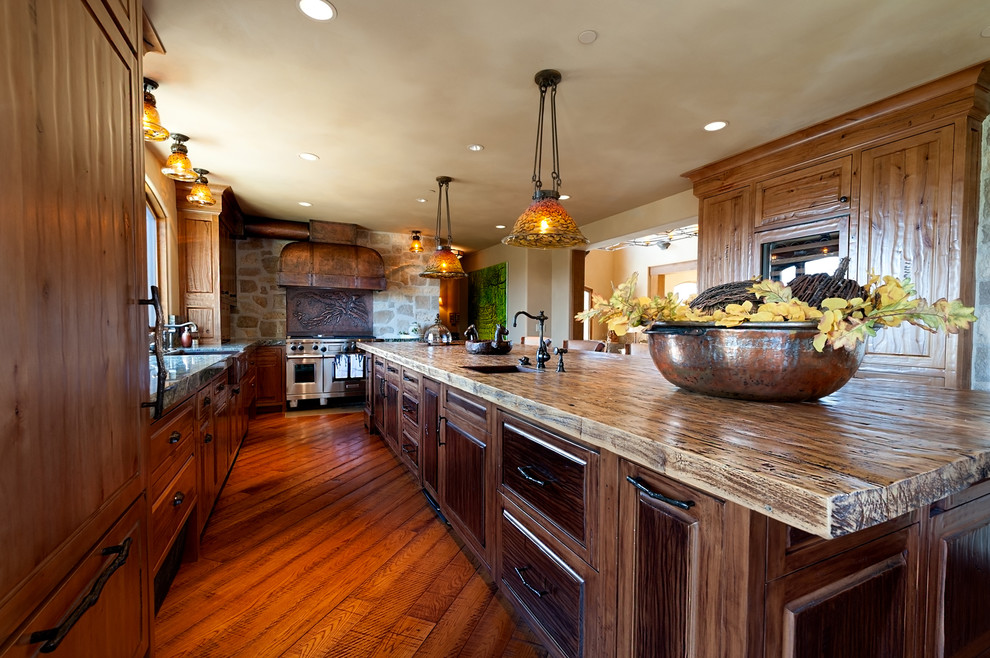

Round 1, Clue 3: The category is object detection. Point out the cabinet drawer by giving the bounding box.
[755,156,852,228]
[212,375,230,407]
[385,361,401,382]
[500,414,597,556]
[151,455,197,573]
[401,392,419,427]
[444,387,490,437]
[400,367,421,391]
[149,398,195,476]
[6,500,147,658]
[399,424,420,473]
[501,508,585,658]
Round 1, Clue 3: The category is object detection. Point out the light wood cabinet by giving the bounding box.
[177,184,233,345]
[1,0,149,651]
[686,64,989,389]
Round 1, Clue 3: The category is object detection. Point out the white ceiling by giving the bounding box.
[142,0,990,251]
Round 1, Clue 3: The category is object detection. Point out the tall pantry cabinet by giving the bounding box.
[686,63,989,389]
[1,0,150,656]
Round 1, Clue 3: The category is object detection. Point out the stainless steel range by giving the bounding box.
[285,336,374,407]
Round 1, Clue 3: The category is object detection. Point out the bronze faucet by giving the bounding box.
[513,310,550,369]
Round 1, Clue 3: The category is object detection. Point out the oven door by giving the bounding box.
[323,352,366,398]
[286,356,324,403]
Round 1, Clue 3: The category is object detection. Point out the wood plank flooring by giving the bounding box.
[154,411,549,657]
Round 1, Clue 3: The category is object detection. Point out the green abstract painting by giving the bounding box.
[467,262,507,340]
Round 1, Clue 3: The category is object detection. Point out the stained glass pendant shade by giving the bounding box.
[142,78,169,142]
[161,133,198,182]
[503,69,588,249]
[186,169,216,206]
[420,176,467,279]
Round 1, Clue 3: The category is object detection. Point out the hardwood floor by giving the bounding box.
[155,411,549,657]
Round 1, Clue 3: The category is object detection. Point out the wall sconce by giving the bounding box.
[503,69,588,249]
[161,133,198,181]
[186,169,216,207]
[142,78,169,142]
[409,230,424,253]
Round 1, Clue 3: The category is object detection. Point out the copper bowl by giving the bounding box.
[464,340,513,355]
[644,322,865,402]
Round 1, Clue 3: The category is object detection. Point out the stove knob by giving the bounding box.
[320,346,327,352]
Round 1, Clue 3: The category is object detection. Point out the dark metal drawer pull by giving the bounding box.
[173,491,185,507]
[168,431,181,444]
[387,366,399,373]
[379,378,385,396]
[401,443,416,454]
[437,415,446,446]
[403,374,416,382]
[232,386,241,394]
[513,566,548,598]
[204,433,213,444]
[626,476,695,510]
[402,405,415,413]
[29,537,132,653]
[516,465,551,487]
[203,396,211,408]
[217,383,225,391]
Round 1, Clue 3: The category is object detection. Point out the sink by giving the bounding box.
[461,364,541,374]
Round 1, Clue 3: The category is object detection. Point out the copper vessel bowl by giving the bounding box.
[464,340,513,355]
[645,322,865,402]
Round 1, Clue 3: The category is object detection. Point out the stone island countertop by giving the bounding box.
[361,341,990,539]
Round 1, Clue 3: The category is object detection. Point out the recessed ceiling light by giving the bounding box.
[415,198,427,203]
[704,121,728,132]
[467,144,484,152]
[578,30,598,44]
[298,201,312,207]
[495,224,506,229]
[559,194,570,200]
[298,0,335,21]
[298,152,320,161]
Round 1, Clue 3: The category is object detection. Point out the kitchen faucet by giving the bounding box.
[512,310,550,369]
[162,321,198,350]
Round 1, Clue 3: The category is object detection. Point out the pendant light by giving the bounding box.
[503,69,589,249]
[420,176,467,279]
[161,133,198,181]
[142,78,169,142]
[409,230,424,253]
[186,169,216,207]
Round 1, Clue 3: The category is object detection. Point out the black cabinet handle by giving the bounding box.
[516,465,550,486]
[839,195,849,203]
[217,383,225,392]
[379,378,385,396]
[402,405,414,413]
[626,476,695,510]
[172,491,185,507]
[203,396,211,408]
[29,537,132,653]
[437,415,446,446]
[232,386,241,394]
[168,431,181,444]
[403,374,415,382]
[204,433,213,444]
[401,443,416,455]
[513,566,548,598]
[387,366,399,373]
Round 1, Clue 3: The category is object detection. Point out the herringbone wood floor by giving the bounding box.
[154,411,549,657]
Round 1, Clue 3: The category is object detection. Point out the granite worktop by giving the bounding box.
[148,340,278,418]
[361,342,990,539]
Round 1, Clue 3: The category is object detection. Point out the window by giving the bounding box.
[145,203,159,326]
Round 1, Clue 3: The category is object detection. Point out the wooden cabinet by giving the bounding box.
[372,356,387,436]
[765,525,920,657]
[197,384,219,535]
[254,346,285,411]
[3,500,148,658]
[924,482,990,658]
[398,367,422,475]
[686,64,989,388]
[1,0,149,651]
[421,377,442,503]
[148,398,199,574]
[616,460,728,658]
[178,184,233,344]
[441,387,494,567]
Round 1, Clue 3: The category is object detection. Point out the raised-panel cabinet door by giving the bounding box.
[421,378,441,501]
[384,379,401,451]
[765,526,920,658]
[442,419,487,560]
[616,461,725,658]
[254,347,285,409]
[857,126,955,380]
[697,186,754,288]
[925,495,990,657]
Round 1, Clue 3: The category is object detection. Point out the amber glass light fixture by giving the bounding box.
[186,169,216,207]
[420,176,467,279]
[142,78,169,142]
[161,134,198,181]
[503,69,588,249]
[409,230,424,253]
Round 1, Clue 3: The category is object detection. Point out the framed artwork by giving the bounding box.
[467,262,507,340]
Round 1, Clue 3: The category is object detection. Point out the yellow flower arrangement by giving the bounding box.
[575,272,977,352]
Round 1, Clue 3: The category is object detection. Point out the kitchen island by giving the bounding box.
[361,341,990,658]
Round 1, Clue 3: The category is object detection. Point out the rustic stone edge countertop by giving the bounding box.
[361,342,990,539]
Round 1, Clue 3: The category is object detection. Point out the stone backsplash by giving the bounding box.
[231,230,440,340]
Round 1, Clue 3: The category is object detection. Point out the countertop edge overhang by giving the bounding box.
[361,342,990,540]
